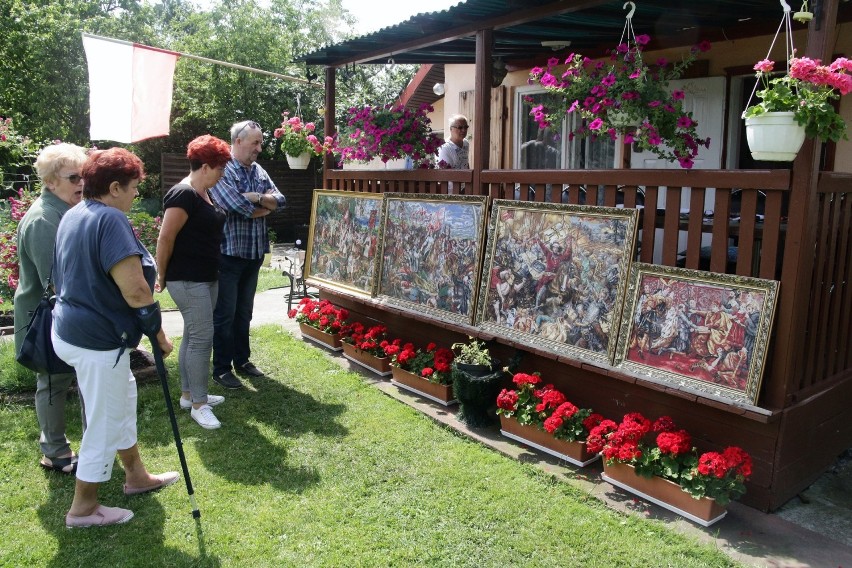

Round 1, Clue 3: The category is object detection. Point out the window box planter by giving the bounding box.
[299,322,343,351]
[391,365,456,406]
[341,342,392,376]
[601,461,727,526]
[499,415,599,467]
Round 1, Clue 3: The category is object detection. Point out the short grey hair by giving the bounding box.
[448,114,469,129]
[230,120,261,143]
[35,143,88,185]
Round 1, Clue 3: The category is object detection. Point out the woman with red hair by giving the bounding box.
[155,135,231,430]
[52,147,177,528]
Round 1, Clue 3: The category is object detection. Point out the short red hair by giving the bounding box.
[82,148,145,198]
[187,135,231,170]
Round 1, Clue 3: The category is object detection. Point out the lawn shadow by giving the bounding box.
[36,472,220,567]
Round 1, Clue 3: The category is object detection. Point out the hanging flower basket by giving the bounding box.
[744,111,806,161]
[286,152,311,169]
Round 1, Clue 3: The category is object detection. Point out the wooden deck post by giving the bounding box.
[322,65,336,189]
[764,0,839,408]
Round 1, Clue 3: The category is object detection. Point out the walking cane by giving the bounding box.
[150,339,201,519]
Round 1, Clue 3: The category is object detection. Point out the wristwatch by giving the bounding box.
[256,193,262,205]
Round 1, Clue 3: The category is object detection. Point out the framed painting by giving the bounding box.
[614,263,779,406]
[377,193,488,325]
[475,200,638,366]
[304,190,384,296]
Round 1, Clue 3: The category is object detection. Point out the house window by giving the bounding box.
[515,86,616,170]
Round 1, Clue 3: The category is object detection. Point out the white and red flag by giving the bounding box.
[82,34,179,143]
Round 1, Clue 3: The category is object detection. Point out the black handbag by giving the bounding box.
[16,271,74,375]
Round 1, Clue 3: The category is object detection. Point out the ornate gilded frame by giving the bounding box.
[614,262,779,406]
[305,189,384,296]
[475,199,638,366]
[376,193,488,325]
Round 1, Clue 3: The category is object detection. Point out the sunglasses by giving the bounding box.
[60,174,83,184]
[451,124,469,130]
[234,120,260,139]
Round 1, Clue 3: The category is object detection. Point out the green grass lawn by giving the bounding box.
[0,326,740,567]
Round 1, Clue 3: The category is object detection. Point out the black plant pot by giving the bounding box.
[452,361,504,428]
[455,359,501,378]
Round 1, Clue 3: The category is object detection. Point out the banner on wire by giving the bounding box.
[82,35,178,143]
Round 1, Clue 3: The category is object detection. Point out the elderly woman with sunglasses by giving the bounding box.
[14,143,88,476]
[51,148,177,528]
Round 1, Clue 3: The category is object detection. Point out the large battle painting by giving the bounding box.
[614,263,779,406]
[475,200,638,365]
[305,190,383,296]
[377,193,488,325]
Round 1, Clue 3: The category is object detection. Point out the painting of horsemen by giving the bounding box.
[475,200,638,366]
[614,263,779,406]
[305,190,384,296]
[377,193,488,325]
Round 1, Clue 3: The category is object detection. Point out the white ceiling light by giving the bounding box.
[433,82,445,96]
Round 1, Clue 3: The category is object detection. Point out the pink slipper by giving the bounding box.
[66,505,134,528]
[123,471,180,496]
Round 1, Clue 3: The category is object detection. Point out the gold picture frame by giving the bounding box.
[475,199,638,366]
[376,193,489,325]
[614,262,779,406]
[305,190,384,296]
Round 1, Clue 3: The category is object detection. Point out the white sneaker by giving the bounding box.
[180,394,225,410]
[190,405,221,429]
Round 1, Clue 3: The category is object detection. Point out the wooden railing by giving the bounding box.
[799,172,852,390]
[328,168,792,279]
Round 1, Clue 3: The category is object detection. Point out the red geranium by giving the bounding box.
[591,412,753,505]
[342,322,399,358]
[496,371,596,443]
[288,298,348,334]
[392,341,456,385]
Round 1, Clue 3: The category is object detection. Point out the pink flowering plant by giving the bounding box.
[288,297,349,334]
[392,341,456,385]
[586,412,753,505]
[528,35,712,168]
[337,103,443,168]
[496,372,603,443]
[743,56,852,142]
[273,112,336,157]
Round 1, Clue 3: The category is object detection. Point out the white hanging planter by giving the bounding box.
[286,152,311,170]
[744,111,806,161]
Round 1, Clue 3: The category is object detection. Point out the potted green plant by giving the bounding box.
[742,56,851,160]
[451,336,498,377]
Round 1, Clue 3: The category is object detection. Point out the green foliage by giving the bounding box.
[0,338,37,393]
[451,336,493,366]
[127,211,161,256]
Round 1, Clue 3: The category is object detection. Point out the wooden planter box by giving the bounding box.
[601,461,727,527]
[391,366,457,406]
[341,342,392,376]
[499,415,599,467]
[299,322,342,351]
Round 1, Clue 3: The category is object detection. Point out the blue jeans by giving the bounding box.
[213,255,263,376]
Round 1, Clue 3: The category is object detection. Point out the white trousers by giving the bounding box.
[52,330,138,483]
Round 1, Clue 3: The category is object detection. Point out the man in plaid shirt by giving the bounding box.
[209,120,286,389]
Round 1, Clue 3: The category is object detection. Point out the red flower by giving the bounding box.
[496,389,519,411]
[512,372,541,387]
[656,429,692,456]
[421,367,434,377]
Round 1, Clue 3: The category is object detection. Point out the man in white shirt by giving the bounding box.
[437,114,470,169]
